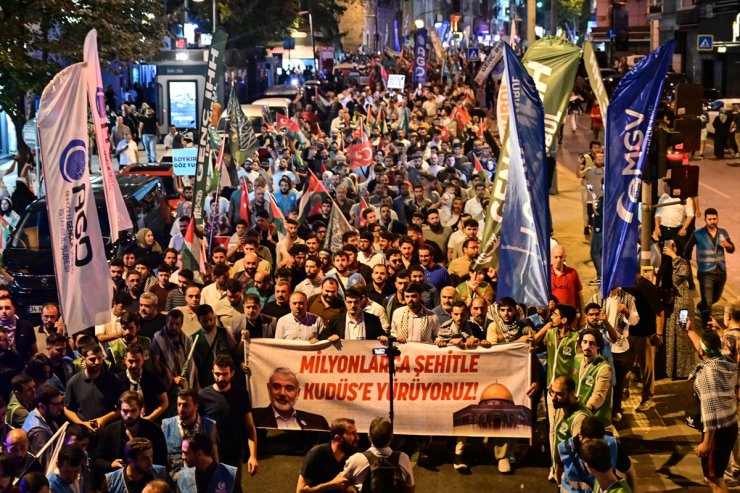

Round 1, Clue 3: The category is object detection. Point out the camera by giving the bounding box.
[372,345,401,358]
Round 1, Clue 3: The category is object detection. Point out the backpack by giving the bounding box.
[361,450,405,493]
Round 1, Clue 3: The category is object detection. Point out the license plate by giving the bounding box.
[28,305,43,314]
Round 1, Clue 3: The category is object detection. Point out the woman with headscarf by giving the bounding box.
[660,239,696,379]
[133,227,163,270]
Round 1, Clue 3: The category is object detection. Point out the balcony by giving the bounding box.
[647,2,663,20]
[676,5,699,26]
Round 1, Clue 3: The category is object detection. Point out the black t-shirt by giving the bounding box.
[140,313,167,340]
[262,301,291,320]
[141,115,158,135]
[198,385,252,467]
[626,277,662,336]
[116,369,167,419]
[64,370,123,421]
[301,443,346,487]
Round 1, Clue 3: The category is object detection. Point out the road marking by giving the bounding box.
[699,181,730,199]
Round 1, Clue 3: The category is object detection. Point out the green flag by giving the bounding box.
[583,41,609,118]
[474,37,581,270]
[227,83,258,165]
[192,27,228,227]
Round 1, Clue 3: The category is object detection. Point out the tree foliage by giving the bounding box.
[0,0,168,151]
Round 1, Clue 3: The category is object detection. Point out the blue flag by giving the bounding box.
[602,41,675,298]
[497,44,551,307]
[413,28,428,86]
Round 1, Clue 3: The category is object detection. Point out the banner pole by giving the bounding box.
[13,421,69,485]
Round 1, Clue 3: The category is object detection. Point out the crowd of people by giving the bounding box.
[0,40,738,492]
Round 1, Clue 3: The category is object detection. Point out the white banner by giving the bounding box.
[172,148,198,176]
[474,41,504,86]
[37,64,112,333]
[83,29,133,242]
[249,340,532,437]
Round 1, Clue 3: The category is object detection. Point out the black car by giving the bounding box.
[1,175,168,323]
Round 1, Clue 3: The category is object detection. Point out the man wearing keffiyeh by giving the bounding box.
[389,282,439,343]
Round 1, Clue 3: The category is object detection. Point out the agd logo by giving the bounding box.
[59,139,94,267]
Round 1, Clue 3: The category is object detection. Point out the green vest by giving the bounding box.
[545,328,580,385]
[575,354,613,427]
[107,337,153,373]
[554,402,591,461]
[594,478,632,493]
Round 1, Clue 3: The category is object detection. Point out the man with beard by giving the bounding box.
[152,310,194,413]
[463,183,488,223]
[107,312,153,373]
[45,333,73,392]
[103,438,170,493]
[192,305,237,389]
[110,259,126,294]
[198,355,259,473]
[325,251,364,292]
[214,279,244,330]
[366,264,394,306]
[319,286,386,342]
[0,298,36,363]
[201,264,230,309]
[96,391,168,475]
[389,283,439,343]
[139,292,167,340]
[134,259,157,292]
[296,418,359,492]
[161,389,218,476]
[286,244,309,289]
[448,238,480,280]
[115,344,168,423]
[485,297,533,345]
[64,344,122,433]
[342,245,373,285]
[408,265,440,310]
[448,217,478,262]
[252,367,329,430]
[574,329,613,427]
[230,293,277,342]
[246,270,275,309]
[179,433,241,493]
[275,292,324,342]
[33,303,63,356]
[5,374,35,429]
[357,232,384,270]
[551,375,592,484]
[307,278,344,326]
[123,271,144,314]
[307,199,332,226]
[165,269,194,312]
[262,274,291,320]
[47,443,85,492]
[22,385,63,471]
[433,286,458,326]
[423,209,452,259]
[417,244,450,294]
[398,237,418,270]
[295,256,324,300]
[248,187,272,227]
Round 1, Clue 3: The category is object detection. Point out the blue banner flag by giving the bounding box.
[413,28,428,86]
[497,44,551,307]
[602,41,675,297]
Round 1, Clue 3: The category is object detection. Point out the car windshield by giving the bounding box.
[11,204,111,251]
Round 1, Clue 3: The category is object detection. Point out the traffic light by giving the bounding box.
[654,127,684,179]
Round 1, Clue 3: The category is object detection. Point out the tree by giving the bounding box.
[0,0,168,157]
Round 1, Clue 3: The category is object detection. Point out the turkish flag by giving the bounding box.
[346,141,374,169]
[276,112,290,130]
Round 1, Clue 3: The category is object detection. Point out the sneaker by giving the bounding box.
[498,458,512,474]
[613,412,623,423]
[636,399,656,412]
[588,278,601,286]
[454,454,470,473]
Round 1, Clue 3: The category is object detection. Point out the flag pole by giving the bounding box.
[182,334,201,389]
[207,135,228,255]
[13,422,69,485]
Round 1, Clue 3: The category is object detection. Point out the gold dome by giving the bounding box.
[480,383,513,402]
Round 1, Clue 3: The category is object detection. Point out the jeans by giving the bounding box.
[591,230,603,278]
[142,133,158,163]
[698,268,727,320]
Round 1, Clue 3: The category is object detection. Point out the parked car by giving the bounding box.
[1,175,168,322]
[252,97,293,121]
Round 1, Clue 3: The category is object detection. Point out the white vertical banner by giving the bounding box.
[37,63,112,333]
[83,29,133,242]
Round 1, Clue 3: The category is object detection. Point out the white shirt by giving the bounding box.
[655,193,694,228]
[345,313,367,340]
[365,301,390,333]
[201,283,226,309]
[273,406,301,430]
[275,312,324,340]
[295,278,323,299]
[357,250,385,269]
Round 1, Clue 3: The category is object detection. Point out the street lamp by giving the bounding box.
[298,10,319,76]
[192,0,216,33]
[415,19,425,29]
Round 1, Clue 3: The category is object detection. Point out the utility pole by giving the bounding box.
[527,0,536,47]
[375,0,380,54]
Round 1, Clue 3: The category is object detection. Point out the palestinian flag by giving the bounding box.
[376,110,387,135]
[298,170,329,223]
[355,195,373,228]
[472,154,490,185]
[239,177,250,224]
[366,107,376,129]
[268,192,288,241]
[182,217,206,273]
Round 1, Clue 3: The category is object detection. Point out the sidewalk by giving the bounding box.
[553,125,738,491]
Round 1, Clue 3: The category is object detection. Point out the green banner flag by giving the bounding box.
[583,41,609,119]
[473,36,581,270]
[192,27,228,227]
